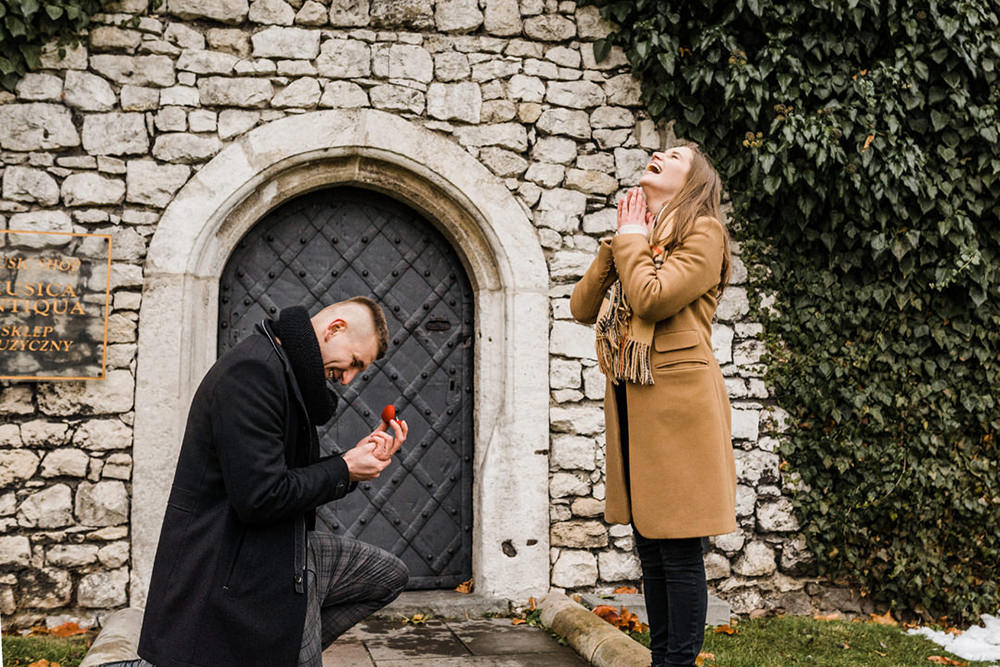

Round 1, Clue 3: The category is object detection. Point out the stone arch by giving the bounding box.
[132,109,550,605]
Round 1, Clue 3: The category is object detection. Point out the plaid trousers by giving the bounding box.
[297,530,409,667]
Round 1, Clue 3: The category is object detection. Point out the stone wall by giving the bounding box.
[0,0,838,628]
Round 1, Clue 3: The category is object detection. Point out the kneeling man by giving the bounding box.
[137,298,409,667]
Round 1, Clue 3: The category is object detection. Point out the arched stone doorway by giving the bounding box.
[132,109,550,605]
[218,187,476,589]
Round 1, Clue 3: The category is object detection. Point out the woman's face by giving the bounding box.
[639,146,694,205]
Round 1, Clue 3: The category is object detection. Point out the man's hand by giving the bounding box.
[341,419,408,481]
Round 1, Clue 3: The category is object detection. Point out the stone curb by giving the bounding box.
[78,607,143,667]
[538,590,651,667]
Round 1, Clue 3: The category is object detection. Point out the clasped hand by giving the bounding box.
[617,186,656,234]
[342,418,408,482]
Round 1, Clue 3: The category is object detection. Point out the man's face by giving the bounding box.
[317,319,379,385]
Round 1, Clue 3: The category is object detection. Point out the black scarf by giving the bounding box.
[269,306,337,425]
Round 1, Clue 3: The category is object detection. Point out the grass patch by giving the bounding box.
[2,634,94,667]
[694,616,993,667]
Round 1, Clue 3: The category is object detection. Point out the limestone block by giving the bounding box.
[61,71,116,111]
[523,14,575,41]
[168,0,249,24]
[605,73,642,106]
[17,484,74,528]
[538,187,586,217]
[536,108,590,140]
[40,449,90,478]
[712,324,734,365]
[90,26,143,51]
[369,84,424,114]
[152,133,224,163]
[734,339,765,367]
[198,77,274,107]
[249,0,295,24]
[575,5,613,40]
[90,55,176,87]
[551,434,596,471]
[599,549,641,581]
[507,74,544,102]
[295,1,327,25]
[0,536,31,567]
[0,450,39,487]
[102,453,133,480]
[251,26,320,59]
[373,44,434,83]
[120,85,160,110]
[318,81,368,108]
[549,250,593,280]
[72,420,132,451]
[518,101,542,121]
[731,408,760,441]
[582,365,605,400]
[570,497,604,518]
[188,109,217,133]
[711,530,745,553]
[434,52,470,81]
[370,0,432,29]
[581,44,628,71]
[0,104,80,151]
[97,541,130,568]
[329,0,370,26]
[550,471,589,498]
[704,551,731,580]
[477,147,528,177]
[76,481,129,526]
[0,425,20,447]
[523,57,557,79]
[733,540,776,577]
[531,136,577,164]
[37,370,135,416]
[176,49,239,74]
[470,58,520,83]
[426,82,481,123]
[164,23,205,50]
[593,128,629,149]
[125,160,190,208]
[734,449,779,486]
[16,73,63,101]
[61,174,126,207]
[2,166,59,205]
[552,520,607,548]
[565,168,617,195]
[613,147,648,185]
[435,0,482,33]
[634,118,661,151]
[551,549,597,588]
[19,420,69,448]
[5,211,73,248]
[272,78,322,107]
[546,46,581,68]
[484,0,521,36]
[206,28,251,57]
[46,544,99,567]
[550,358,581,389]
[214,110,256,139]
[546,80,605,109]
[735,483,755,517]
[316,39,371,78]
[779,534,813,571]
[453,122,527,151]
[82,113,149,156]
[525,163,565,187]
[715,287,749,323]
[78,567,129,607]
[590,105,634,129]
[550,321,596,361]
[550,403,604,435]
[19,567,73,608]
[757,498,800,532]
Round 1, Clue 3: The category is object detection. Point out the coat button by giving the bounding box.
[295,574,302,584]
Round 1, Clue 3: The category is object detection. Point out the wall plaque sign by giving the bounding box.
[0,229,113,381]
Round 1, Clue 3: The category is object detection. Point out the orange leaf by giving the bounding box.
[862,134,875,153]
[869,609,898,626]
[454,578,473,594]
[613,585,638,594]
[695,652,716,666]
[814,612,842,621]
[928,657,967,665]
[592,605,621,626]
[713,623,738,635]
[511,618,527,625]
[945,627,962,636]
[528,596,536,611]
[29,661,59,667]
[49,621,89,637]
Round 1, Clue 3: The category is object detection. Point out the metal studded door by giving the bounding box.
[218,187,475,589]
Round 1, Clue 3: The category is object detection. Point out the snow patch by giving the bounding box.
[907,614,1000,663]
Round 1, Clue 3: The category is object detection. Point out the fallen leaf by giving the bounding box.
[511,618,527,625]
[839,642,851,649]
[29,661,59,667]
[613,585,638,594]
[713,623,738,635]
[945,627,962,636]
[862,133,875,153]
[695,652,715,666]
[572,594,582,603]
[928,657,967,665]
[869,609,898,626]
[528,597,536,611]
[49,621,89,637]
[592,605,621,626]
[814,612,842,621]
[454,578,473,594]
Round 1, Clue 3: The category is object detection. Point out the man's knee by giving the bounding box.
[381,552,408,600]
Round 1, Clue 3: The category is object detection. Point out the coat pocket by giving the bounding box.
[222,527,247,592]
[652,329,708,371]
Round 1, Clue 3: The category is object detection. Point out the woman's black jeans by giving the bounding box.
[615,383,708,667]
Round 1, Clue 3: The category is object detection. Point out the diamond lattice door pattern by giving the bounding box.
[218,187,475,589]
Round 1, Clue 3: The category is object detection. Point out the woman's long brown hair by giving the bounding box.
[650,142,732,298]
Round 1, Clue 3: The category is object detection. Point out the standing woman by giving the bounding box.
[570,143,737,667]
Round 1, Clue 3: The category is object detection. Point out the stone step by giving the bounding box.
[578,592,731,627]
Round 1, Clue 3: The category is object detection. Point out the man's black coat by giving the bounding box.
[138,320,352,667]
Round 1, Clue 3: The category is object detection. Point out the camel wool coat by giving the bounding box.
[570,215,737,539]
